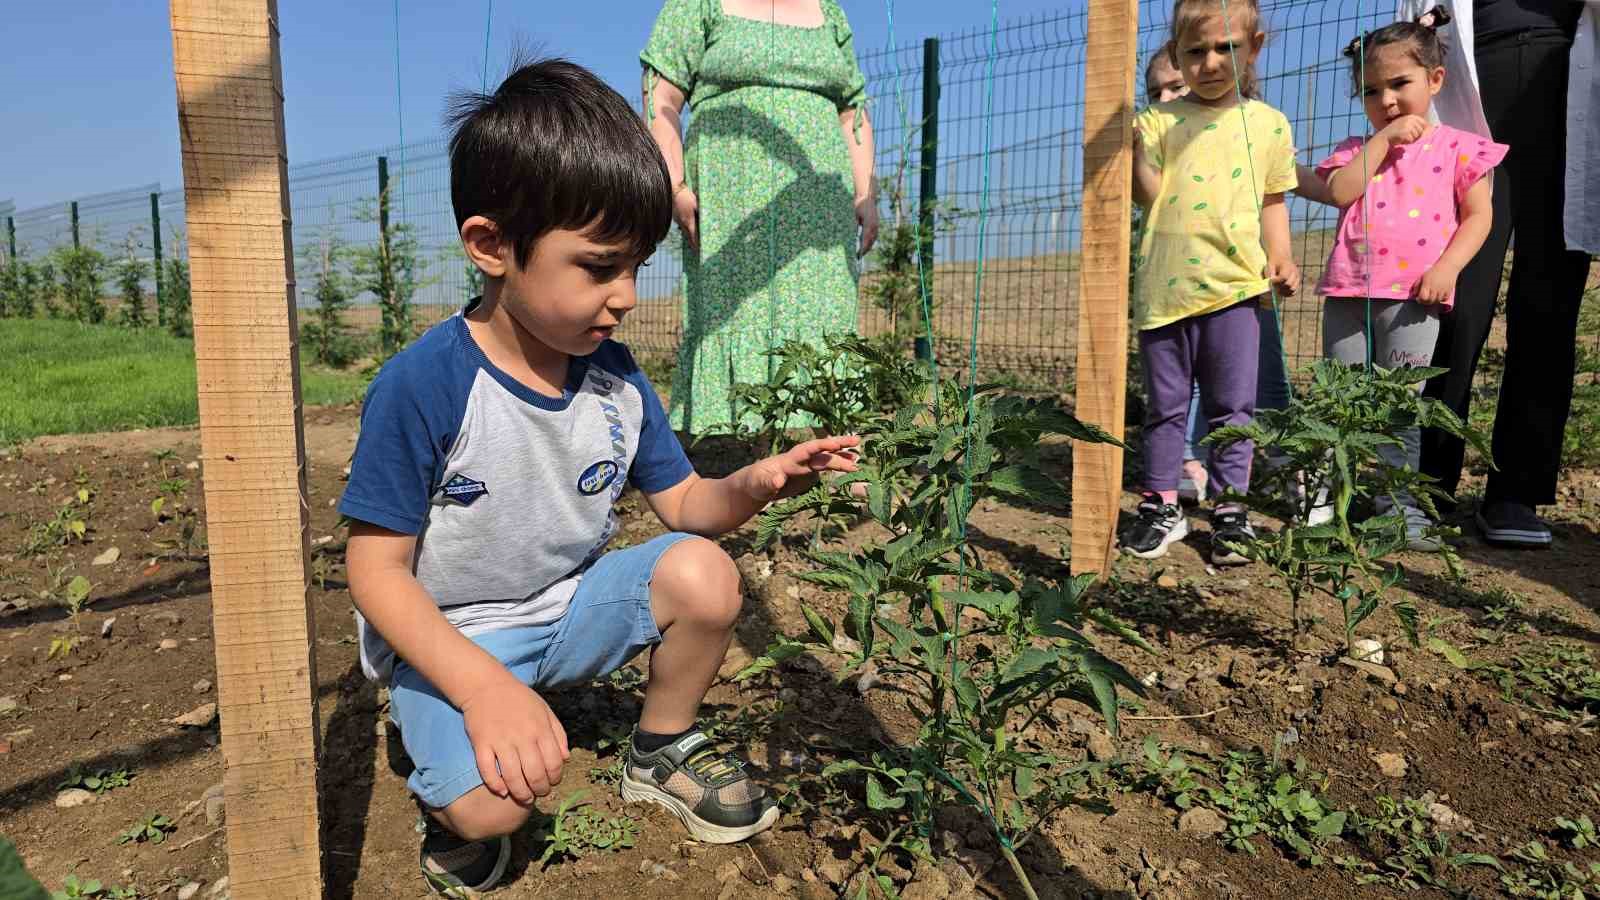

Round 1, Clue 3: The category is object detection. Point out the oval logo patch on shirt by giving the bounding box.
[577,460,621,496]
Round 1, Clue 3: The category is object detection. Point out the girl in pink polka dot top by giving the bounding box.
[1313,6,1507,550]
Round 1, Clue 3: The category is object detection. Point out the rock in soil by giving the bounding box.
[1177,808,1226,837]
[92,546,121,566]
[158,638,181,651]
[208,877,230,897]
[177,882,202,900]
[1086,729,1117,762]
[1373,752,1408,778]
[193,679,212,693]
[55,788,94,808]
[902,859,951,900]
[101,617,115,638]
[171,702,218,728]
[204,782,226,825]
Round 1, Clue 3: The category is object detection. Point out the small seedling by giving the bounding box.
[535,791,639,867]
[59,766,134,796]
[1502,840,1600,898]
[1554,814,1597,850]
[50,874,137,900]
[1336,795,1499,890]
[115,813,175,846]
[1481,643,1600,721]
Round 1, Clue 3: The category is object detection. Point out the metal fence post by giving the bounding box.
[377,155,390,238]
[915,37,940,363]
[6,217,14,264]
[151,193,164,325]
[70,201,80,249]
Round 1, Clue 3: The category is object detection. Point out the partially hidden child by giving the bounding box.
[1123,0,1301,564]
[1314,6,1505,550]
[339,58,860,895]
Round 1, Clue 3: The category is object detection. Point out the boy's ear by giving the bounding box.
[461,216,508,278]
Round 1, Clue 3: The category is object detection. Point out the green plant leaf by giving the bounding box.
[1426,637,1471,669]
[865,774,905,810]
[1311,810,1347,837]
[1001,647,1058,682]
[986,465,1069,507]
[801,605,835,647]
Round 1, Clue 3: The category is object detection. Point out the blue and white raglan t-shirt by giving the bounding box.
[337,307,693,682]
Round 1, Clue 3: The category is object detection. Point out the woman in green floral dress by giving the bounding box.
[642,0,878,435]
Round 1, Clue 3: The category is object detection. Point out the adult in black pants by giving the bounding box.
[1420,4,1595,548]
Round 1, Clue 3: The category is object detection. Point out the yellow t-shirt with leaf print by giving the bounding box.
[1133,98,1299,331]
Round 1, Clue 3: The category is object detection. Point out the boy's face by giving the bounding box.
[1176,8,1264,106]
[1360,45,1443,130]
[488,225,646,357]
[1147,54,1189,104]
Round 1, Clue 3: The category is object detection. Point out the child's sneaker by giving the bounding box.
[418,811,510,897]
[1120,492,1189,559]
[621,729,778,844]
[1209,507,1256,566]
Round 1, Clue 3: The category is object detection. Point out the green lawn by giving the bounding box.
[0,318,368,444]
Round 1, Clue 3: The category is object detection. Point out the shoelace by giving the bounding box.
[683,746,746,787]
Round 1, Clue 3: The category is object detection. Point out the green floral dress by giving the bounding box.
[642,0,868,435]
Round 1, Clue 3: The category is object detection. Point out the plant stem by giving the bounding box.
[1000,843,1042,900]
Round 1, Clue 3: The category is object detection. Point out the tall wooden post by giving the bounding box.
[1070,0,1138,577]
[169,2,323,897]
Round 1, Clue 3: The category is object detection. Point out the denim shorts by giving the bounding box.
[388,532,696,809]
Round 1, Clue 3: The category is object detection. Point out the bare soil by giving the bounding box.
[2,404,1598,899]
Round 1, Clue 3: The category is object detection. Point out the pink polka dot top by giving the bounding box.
[1314,124,1507,309]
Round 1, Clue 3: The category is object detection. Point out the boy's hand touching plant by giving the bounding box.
[738,436,861,502]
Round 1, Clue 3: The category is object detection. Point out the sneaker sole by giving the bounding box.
[1210,547,1249,566]
[423,834,510,897]
[1475,512,1552,547]
[620,772,779,844]
[1121,518,1190,560]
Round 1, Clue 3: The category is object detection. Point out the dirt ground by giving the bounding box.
[2,402,1598,900]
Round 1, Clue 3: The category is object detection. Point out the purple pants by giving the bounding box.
[1139,299,1259,495]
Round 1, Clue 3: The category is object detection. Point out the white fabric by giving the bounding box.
[1396,0,1600,253]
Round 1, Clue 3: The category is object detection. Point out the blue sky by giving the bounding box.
[0,1,1069,212]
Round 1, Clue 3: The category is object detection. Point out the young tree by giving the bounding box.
[299,227,361,367]
[51,245,109,324]
[352,192,430,361]
[114,235,151,328]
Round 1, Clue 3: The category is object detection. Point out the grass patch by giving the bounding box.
[0,318,367,444]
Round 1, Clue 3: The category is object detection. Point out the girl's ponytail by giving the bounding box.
[1341,5,1451,94]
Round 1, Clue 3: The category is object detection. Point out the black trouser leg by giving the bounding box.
[1420,31,1596,506]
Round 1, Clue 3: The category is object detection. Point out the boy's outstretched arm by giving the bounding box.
[645,436,861,536]
[347,523,570,804]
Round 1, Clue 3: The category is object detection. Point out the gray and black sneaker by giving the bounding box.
[417,811,510,897]
[1209,507,1256,566]
[1476,501,1552,548]
[1120,492,1190,559]
[620,729,778,844]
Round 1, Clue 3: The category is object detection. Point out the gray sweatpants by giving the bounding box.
[1322,298,1441,510]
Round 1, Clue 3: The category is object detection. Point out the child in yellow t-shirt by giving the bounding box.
[1122,0,1300,566]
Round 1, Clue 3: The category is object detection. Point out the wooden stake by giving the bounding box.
[1070,0,1139,579]
[169,2,323,897]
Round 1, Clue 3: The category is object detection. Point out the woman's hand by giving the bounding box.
[674,185,700,252]
[856,196,879,257]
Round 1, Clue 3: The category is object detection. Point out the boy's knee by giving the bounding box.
[434,787,534,841]
[654,536,741,627]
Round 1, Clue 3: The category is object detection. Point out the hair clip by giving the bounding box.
[1342,34,1366,58]
[1415,4,1452,30]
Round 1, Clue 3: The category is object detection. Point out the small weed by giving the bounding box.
[48,635,83,660]
[115,813,175,846]
[703,701,782,746]
[1481,643,1600,721]
[535,791,639,867]
[1553,814,1597,850]
[1335,795,1499,890]
[50,874,138,900]
[59,766,134,795]
[1501,840,1600,898]
[23,492,91,556]
[1121,739,1346,865]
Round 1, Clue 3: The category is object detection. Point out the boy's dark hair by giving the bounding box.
[446,56,672,268]
[1343,6,1451,95]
